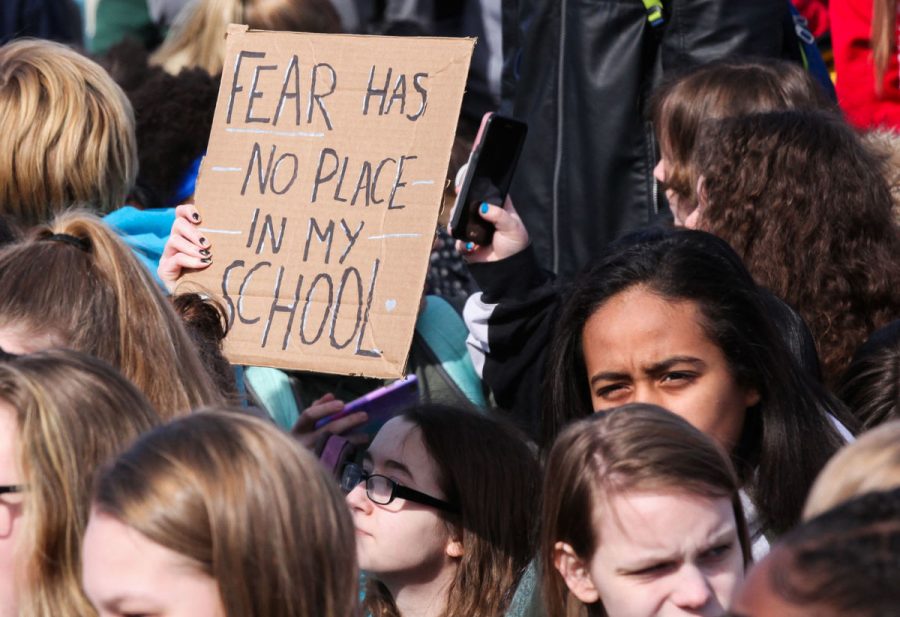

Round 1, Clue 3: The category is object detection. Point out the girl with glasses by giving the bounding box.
[344,403,539,617]
[0,350,160,617]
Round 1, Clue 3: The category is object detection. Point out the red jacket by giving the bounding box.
[832,0,900,129]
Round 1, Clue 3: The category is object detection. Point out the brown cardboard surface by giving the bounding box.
[181,25,474,378]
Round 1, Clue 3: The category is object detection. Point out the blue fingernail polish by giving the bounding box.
[480,202,489,214]
[466,242,474,251]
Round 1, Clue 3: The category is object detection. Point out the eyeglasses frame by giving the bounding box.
[342,463,459,514]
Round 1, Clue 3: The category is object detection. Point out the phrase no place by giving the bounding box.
[239,142,419,210]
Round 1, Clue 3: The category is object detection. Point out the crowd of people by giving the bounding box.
[0,1,898,617]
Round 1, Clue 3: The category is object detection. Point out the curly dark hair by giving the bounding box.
[765,487,900,616]
[693,110,900,386]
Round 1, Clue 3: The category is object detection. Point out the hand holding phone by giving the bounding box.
[314,376,419,437]
[450,114,527,246]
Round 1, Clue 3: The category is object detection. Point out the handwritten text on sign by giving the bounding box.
[184,26,473,378]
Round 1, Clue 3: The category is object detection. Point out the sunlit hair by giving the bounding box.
[0,350,160,617]
[0,39,137,227]
[545,229,852,536]
[541,404,751,617]
[91,411,358,617]
[151,0,342,76]
[803,421,900,520]
[364,404,540,617]
[692,110,900,385]
[767,487,900,616]
[650,58,828,211]
[0,211,223,418]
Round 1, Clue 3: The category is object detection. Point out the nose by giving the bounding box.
[633,383,665,409]
[669,565,714,612]
[653,158,666,184]
[345,481,372,514]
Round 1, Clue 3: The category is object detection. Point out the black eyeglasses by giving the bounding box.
[341,463,459,514]
[0,485,24,495]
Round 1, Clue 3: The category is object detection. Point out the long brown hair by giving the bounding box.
[92,411,358,617]
[650,59,829,209]
[872,0,898,94]
[364,404,540,617]
[0,211,223,418]
[0,350,160,617]
[541,404,751,617]
[692,111,900,385]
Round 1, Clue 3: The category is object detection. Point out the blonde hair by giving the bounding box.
[541,404,751,617]
[803,421,900,520]
[0,39,137,227]
[0,350,161,617]
[151,0,342,76]
[0,210,223,418]
[92,411,358,617]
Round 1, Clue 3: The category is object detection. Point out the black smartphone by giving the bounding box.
[450,114,527,246]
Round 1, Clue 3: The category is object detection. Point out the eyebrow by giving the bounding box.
[589,356,706,387]
[361,452,414,480]
[615,524,737,573]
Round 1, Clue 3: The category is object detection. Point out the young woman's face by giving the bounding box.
[581,286,759,453]
[0,401,24,617]
[81,510,225,617]
[562,489,744,617]
[346,417,459,589]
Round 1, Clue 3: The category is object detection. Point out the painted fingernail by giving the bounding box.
[465,242,474,251]
[480,202,489,214]
[199,249,210,256]
[199,237,208,245]
[191,212,200,222]
[201,257,211,264]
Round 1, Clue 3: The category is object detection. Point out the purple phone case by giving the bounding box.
[314,376,419,436]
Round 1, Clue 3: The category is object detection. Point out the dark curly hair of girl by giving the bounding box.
[691,110,900,386]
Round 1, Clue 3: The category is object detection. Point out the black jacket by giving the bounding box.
[501,0,796,277]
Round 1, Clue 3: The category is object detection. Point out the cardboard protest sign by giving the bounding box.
[181,25,473,378]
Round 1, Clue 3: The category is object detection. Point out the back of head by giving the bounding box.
[0,39,137,227]
[759,488,900,616]
[0,211,222,417]
[151,0,342,76]
[693,110,900,385]
[541,404,750,617]
[651,58,830,205]
[803,420,900,520]
[92,411,357,617]
[836,320,900,430]
[0,349,160,617]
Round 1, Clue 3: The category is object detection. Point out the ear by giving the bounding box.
[553,542,600,604]
[445,537,464,559]
[744,386,761,409]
